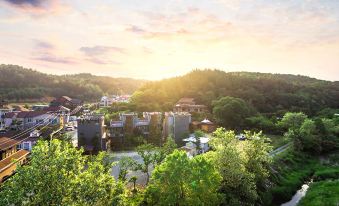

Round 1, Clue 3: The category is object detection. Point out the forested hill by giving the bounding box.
[131,69,339,116]
[0,64,147,101]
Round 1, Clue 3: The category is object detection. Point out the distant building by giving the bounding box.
[50,96,83,110]
[163,112,191,144]
[16,111,61,130]
[77,114,108,154]
[0,134,29,182]
[0,106,14,129]
[108,112,162,148]
[173,98,207,113]
[99,95,131,107]
[191,118,216,133]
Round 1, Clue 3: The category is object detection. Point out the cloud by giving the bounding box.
[33,39,54,50]
[33,54,76,64]
[1,0,70,15]
[3,0,44,7]
[125,25,146,34]
[31,39,76,65]
[79,46,125,56]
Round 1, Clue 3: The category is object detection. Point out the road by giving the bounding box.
[110,151,151,186]
[270,142,292,157]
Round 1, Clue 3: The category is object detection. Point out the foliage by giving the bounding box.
[278,112,308,131]
[0,139,119,206]
[145,150,222,206]
[0,64,146,101]
[298,180,339,206]
[118,157,138,182]
[212,96,254,130]
[208,128,272,206]
[135,143,156,185]
[130,69,339,115]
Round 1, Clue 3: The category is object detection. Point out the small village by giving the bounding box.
[0,95,218,183]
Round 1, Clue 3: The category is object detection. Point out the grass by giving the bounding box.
[298,180,339,206]
[262,149,339,206]
[266,134,288,150]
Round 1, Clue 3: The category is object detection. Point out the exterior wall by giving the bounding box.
[1,147,17,160]
[163,113,191,144]
[23,114,60,129]
[77,116,106,152]
[0,150,29,182]
[174,114,191,143]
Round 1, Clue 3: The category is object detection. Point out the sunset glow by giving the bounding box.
[1,0,339,80]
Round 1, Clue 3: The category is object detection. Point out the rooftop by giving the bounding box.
[0,150,29,173]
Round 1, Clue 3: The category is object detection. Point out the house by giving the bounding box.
[4,110,62,130]
[2,112,18,129]
[108,112,162,149]
[77,114,108,154]
[0,106,14,129]
[99,95,131,107]
[50,96,83,110]
[173,98,207,113]
[0,134,29,182]
[18,130,41,151]
[183,135,210,154]
[16,111,60,130]
[191,118,216,133]
[43,106,70,124]
[163,112,191,144]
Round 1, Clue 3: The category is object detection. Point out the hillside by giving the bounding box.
[131,69,339,115]
[0,64,147,101]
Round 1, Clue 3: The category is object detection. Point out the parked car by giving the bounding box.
[0,129,7,134]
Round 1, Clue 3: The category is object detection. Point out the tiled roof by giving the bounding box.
[16,111,48,118]
[43,106,70,112]
[4,112,16,118]
[0,136,26,151]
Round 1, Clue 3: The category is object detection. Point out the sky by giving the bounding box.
[0,0,339,81]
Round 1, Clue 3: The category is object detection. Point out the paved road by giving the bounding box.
[270,142,292,157]
[110,151,152,186]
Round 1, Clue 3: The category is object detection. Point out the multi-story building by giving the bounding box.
[163,112,191,144]
[0,134,29,182]
[77,114,108,154]
[108,112,162,148]
[173,98,207,113]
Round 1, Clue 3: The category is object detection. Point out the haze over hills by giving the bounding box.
[1,64,339,116]
[0,64,147,101]
[131,69,339,116]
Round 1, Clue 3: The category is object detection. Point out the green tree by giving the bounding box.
[208,128,272,206]
[135,143,156,185]
[118,156,138,182]
[278,112,307,131]
[145,150,222,206]
[212,96,254,130]
[0,139,119,206]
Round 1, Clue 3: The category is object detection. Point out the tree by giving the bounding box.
[0,139,119,206]
[153,136,177,164]
[278,112,307,131]
[194,130,205,152]
[118,156,138,182]
[145,150,222,205]
[212,96,254,130]
[135,143,156,185]
[208,128,272,206]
